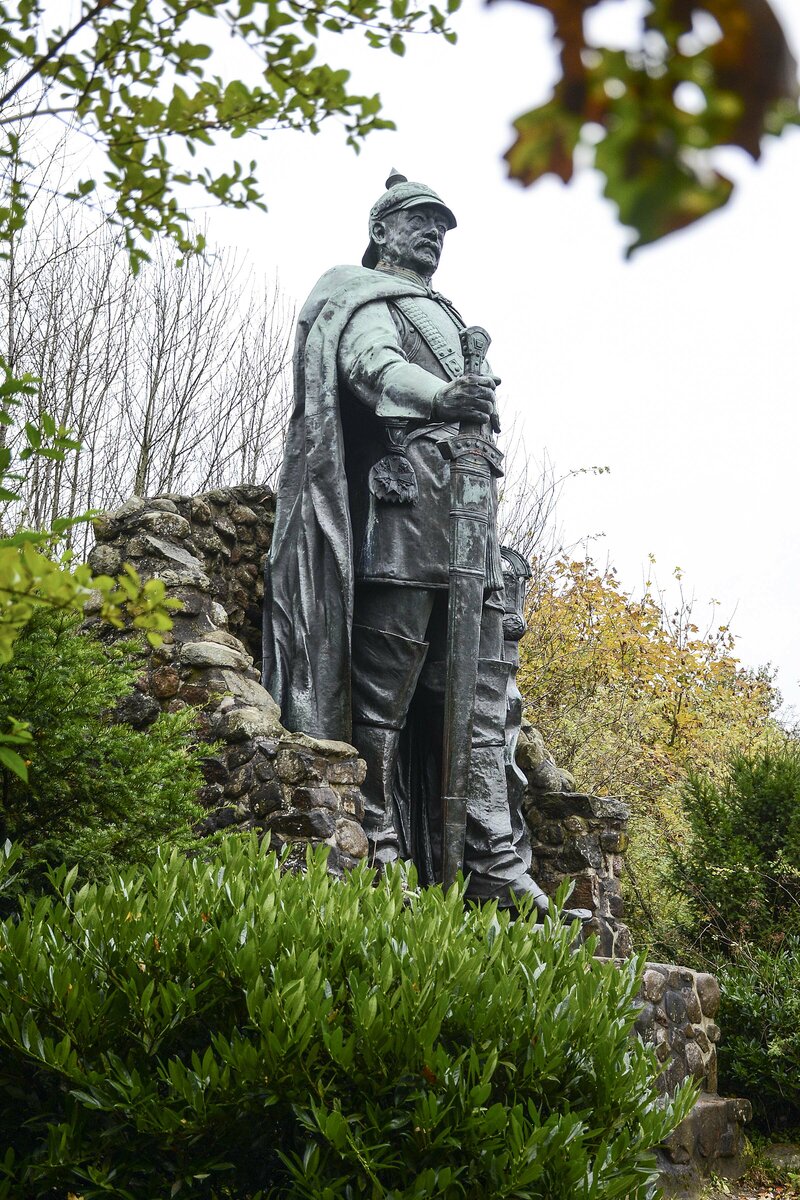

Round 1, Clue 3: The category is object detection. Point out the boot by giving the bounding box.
[350,624,428,867]
[463,659,541,904]
[464,661,591,924]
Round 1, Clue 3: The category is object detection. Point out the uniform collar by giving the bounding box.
[375,261,451,305]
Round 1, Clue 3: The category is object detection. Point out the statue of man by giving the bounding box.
[263,172,548,912]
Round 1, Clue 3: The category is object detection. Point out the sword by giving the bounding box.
[439,326,504,888]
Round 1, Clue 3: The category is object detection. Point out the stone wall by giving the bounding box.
[638,962,722,1097]
[635,962,752,1192]
[90,483,270,662]
[516,723,632,958]
[85,487,368,874]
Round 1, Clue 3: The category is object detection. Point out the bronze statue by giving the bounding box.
[263,172,552,912]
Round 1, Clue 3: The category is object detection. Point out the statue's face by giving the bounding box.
[372,203,449,277]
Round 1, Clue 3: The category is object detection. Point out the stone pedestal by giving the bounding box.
[636,962,752,1194]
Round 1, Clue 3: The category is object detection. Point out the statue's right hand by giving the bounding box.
[433,375,497,425]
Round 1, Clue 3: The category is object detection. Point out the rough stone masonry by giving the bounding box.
[85,483,750,1194]
[86,486,368,875]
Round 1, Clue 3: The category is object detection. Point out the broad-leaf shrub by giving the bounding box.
[0,838,694,1199]
[716,937,800,1132]
[1,376,178,777]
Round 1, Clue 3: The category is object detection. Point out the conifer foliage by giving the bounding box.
[0,608,208,896]
[674,746,800,950]
[670,747,800,1131]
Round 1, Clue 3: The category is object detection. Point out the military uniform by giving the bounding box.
[338,270,503,591]
[333,264,533,897]
[265,175,542,906]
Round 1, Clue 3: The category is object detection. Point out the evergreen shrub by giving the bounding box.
[0,837,693,1200]
[668,747,800,1131]
[0,608,208,893]
[716,937,800,1132]
[672,747,800,950]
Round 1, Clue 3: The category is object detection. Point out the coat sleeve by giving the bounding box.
[337,299,444,420]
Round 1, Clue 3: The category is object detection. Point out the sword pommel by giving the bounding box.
[459,325,491,375]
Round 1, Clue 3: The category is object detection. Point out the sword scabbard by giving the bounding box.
[439,325,504,888]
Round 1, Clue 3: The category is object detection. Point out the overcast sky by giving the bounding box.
[195,0,800,715]
[57,0,800,715]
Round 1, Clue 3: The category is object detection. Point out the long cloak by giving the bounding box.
[263,265,439,740]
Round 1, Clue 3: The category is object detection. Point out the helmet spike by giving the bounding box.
[385,169,407,190]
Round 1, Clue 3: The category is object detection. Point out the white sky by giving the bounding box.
[55,0,800,716]
[194,0,800,716]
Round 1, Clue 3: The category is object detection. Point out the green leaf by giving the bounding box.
[23,421,41,448]
[0,746,28,780]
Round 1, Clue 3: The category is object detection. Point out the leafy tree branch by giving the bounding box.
[502,0,800,251]
[0,0,460,270]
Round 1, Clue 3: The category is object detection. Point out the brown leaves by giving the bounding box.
[704,0,798,155]
[506,99,582,184]
[498,0,800,251]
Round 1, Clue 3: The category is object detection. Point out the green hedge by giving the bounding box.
[671,747,800,950]
[0,838,693,1199]
[717,937,800,1132]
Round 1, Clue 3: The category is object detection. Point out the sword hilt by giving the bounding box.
[458,324,499,440]
[460,325,491,375]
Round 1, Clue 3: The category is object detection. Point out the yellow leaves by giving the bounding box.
[519,553,780,809]
[95,568,181,647]
[0,546,179,777]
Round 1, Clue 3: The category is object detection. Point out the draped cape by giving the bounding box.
[263,265,433,741]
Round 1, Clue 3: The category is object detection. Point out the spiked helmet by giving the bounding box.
[362,170,457,268]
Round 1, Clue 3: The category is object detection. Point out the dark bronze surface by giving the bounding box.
[264,176,554,910]
[440,326,502,888]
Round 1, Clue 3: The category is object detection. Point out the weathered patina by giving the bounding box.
[263,173,549,907]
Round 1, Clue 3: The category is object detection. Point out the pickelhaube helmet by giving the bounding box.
[362,170,457,268]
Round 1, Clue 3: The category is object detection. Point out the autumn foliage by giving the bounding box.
[503,0,800,252]
[517,555,784,952]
